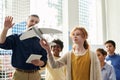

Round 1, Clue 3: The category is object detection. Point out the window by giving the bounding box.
[79,0,103,45]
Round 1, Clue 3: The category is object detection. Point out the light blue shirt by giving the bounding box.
[101,63,116,80]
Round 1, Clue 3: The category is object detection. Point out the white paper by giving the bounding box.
[26,54,42,63]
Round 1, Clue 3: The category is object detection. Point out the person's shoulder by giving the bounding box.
[105,62,113,67]
[86,50,97,57]
[115,53,120,57]
[89,50,96,55]
[115,53,120,56]
[104,63,114,70]
[61,50,72,57]
[7,34,19,38]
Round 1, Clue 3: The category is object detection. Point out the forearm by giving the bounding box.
[48,54,65,68]
[46,49,52,57]
[0,28,8,44]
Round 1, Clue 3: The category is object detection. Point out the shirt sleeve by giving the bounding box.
[40,48,48,67]
[0,34,16,49]
[109,66,116,80]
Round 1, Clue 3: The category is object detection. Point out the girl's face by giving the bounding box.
[105,43,115,54]
[51,44,61,55]
[71,30,85,44]
[96,51,105,62]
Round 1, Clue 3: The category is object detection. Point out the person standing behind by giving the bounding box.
[104,40,120,80]
[96,48,116,80]
[40,26,102,80]
[44,39,66,80]
[0,15,47,80]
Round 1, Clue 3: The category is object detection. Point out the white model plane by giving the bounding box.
[20,26,62,40]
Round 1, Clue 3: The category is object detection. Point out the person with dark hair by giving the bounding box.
[42,39,66,80]
[0,15,47,80]
[104,40,120,80]
[40,26,102,80]
[96,48,116,80]
[50,39,64,57]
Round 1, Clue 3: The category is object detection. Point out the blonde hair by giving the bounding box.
[70,26,89,49]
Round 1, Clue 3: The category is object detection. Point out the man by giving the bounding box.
[0,15,47,80]
[104,40,120,80]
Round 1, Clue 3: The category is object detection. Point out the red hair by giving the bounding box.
[70,26,89,49]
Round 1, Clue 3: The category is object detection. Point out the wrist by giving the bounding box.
[47,50,52,56]
[47,49,50,53]
[3,27,9,31]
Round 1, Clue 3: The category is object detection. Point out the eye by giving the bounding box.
[76,33,81,36]
[30,20,39,24]
[30,20,34,22]
[35,21,39,24]
[96,53,102,56]
[72,33,81,36]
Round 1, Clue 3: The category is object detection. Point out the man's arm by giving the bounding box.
[0,16,14,44]
[0,28,8,44]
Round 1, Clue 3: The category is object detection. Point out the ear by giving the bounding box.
[59,48,62,52]
[104,55,107,58]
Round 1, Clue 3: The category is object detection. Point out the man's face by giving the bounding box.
[26,16,40,28]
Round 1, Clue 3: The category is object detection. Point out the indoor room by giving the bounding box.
[0,0,120,80]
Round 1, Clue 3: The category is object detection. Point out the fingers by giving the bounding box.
[31,59,44,66]
[4,16,14,29]
[43,39,47,44]
[31,59,39,66]
[40,39,47,45]
[5,16,13,22]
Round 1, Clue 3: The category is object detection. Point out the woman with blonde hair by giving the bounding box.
[40,26,102,80]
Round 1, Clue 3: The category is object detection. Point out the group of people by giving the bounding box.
[0,14,120,80]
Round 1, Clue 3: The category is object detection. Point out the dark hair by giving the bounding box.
[96,48,107,56]
[51,39,64,50]
[28,14,40,19]
[104,40,116,48]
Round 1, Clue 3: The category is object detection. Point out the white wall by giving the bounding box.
[105,0,120,52]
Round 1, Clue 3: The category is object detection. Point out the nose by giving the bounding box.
[32,21,37,25]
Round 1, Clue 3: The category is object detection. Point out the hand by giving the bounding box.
[40,39,52,56]
[40,39,50,52]
[4,16,15,30]
[31,59,44,66]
